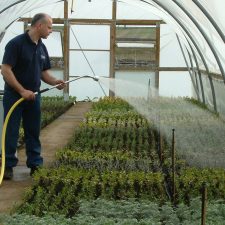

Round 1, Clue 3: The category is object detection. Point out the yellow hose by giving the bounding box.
[0,97,24,185]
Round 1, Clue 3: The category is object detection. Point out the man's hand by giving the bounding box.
[20,89,36,101]
[55,79,66,90]
[1,64,35,100]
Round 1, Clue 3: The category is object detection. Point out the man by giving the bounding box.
[1,13,65,179]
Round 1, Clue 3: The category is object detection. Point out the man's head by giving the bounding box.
[31,13,53,39]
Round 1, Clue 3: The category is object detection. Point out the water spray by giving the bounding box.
[0,75,100,185]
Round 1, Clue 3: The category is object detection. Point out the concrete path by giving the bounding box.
[0,102,92,213]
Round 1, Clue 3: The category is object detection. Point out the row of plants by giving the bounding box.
[41,96,76,127]
[84,110,150,128]
[17,164,224,216]
[1,198,225,224]
[55,149,225,202]
[66,126,160,160]
[18,166,166,217]
[56,149,160,172]
[174,167,225,203]
[91,97,132,111]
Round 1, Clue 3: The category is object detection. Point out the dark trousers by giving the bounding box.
[3,89,43,168]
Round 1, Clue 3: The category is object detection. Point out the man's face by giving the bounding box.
[38,17,53,39]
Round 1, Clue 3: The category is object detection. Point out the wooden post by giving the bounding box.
[201,182,207,225]
[155,22,160,96]
[63,0,69,100]
[171,128,176,204]
[109,0,117,96]
[24,21,28,32]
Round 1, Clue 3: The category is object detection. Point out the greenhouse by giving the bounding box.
[0,0,225,224]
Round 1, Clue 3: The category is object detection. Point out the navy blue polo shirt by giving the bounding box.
[2,31,51,92]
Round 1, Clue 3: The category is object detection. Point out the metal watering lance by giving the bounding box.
[0,75,100,185]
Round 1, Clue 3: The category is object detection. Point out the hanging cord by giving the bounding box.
[70,27,107,96]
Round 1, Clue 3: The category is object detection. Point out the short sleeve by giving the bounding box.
[2,40,19,67]
[41,44,51,71]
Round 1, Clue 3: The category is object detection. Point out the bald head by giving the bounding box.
[31,13,51,27]
[28,13,53,41]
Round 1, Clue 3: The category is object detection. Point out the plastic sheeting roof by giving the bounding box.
[0,0,224,76]
[0,0,63,37]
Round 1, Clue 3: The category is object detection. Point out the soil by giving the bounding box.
[0,102,92,214]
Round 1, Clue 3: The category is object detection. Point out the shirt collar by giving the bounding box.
[25,30,42,45]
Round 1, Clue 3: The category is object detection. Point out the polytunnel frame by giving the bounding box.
[187,42,206,104]
[140,0,217,112]
[186,50,200,99]
[175,34,201,101]
[0,0,65,42]
[0,0,26,41]
[172,0,225,82]
[0,0,26,14]
[192,0,225,43]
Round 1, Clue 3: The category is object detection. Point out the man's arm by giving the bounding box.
[41,70,65,90]
[1,64,35,100]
